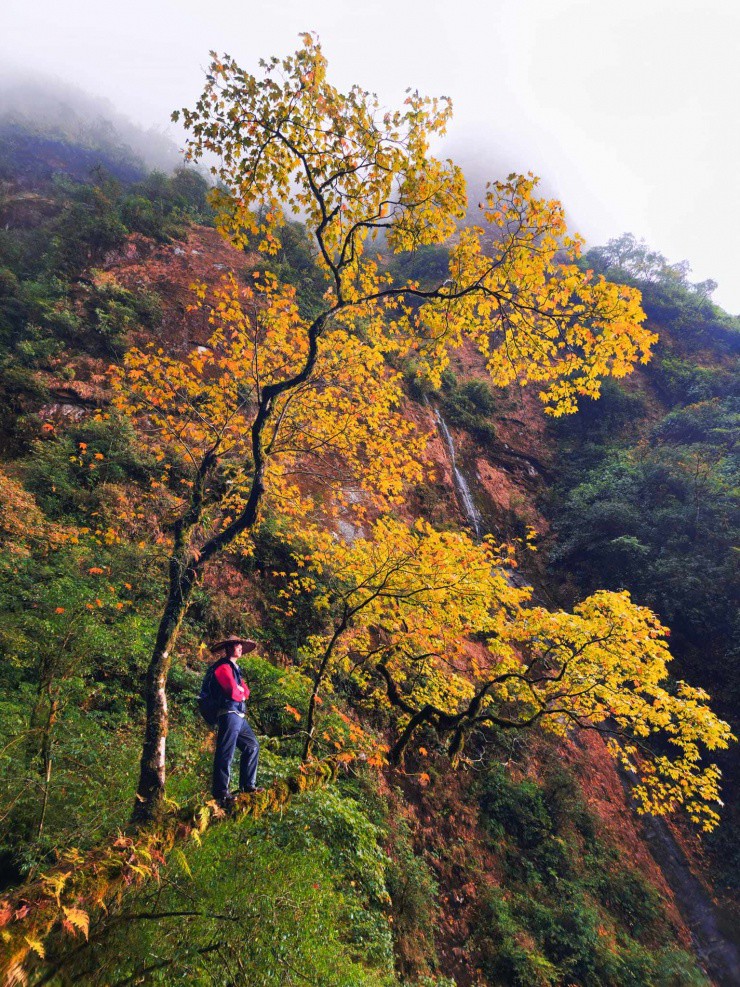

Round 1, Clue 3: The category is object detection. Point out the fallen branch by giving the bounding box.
[0,758,338,985]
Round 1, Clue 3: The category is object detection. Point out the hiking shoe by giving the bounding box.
[216,793,238,810]
[240,785,265,794]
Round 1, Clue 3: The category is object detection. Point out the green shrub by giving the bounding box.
[653,397,739,447]
[239,654,312,742]
[651,355,739,405]
[438,371,497,443]
[63,815,396,986]
[24,415,155,519]
[283,787,395,967]
[472,761,707,986]
[475,888,559,987]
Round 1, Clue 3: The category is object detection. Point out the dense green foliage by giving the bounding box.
[584,233,739,355]
[548,236,740,895]
[0,157,212,453]
[438,371,498,444]
[472,762,707,986]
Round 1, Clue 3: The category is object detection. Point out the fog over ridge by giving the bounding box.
[0,70,183,174]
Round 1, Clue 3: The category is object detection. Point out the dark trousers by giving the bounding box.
[212,714,259,798]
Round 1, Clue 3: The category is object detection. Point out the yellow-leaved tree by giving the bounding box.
[278,517,732,831]
[116,35,674,823]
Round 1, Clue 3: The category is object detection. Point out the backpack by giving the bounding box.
[197,658,228,726]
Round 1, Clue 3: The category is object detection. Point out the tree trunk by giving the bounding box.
[302,683,323,763]
[131,558,196,825]
[389,705,434,765]
[36,691,57,839]
[302,619,347,762]
[129,311,326,825]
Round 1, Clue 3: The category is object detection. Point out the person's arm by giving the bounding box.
[214,663,249,701]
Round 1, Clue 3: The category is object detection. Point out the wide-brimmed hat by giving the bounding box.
[209,634,258,655]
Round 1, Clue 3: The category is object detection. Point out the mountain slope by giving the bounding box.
[0,133,735,986]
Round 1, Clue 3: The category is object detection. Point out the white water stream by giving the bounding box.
[432,406,483,541]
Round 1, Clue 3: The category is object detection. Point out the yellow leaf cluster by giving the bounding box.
[177,39,653,416]
[112,274,427,528]
[284,517,733,830]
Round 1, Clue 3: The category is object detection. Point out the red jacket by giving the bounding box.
[214,661,250,704]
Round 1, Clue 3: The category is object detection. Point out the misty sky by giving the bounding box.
[3,0,739,312]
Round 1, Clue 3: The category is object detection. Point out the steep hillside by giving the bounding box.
[417,236,740,976]
[543,238,739,916]
[0,126,736,987]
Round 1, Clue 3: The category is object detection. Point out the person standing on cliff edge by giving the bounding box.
[208,634,264,807]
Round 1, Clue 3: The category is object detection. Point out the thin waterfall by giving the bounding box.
[432,404,483,541]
